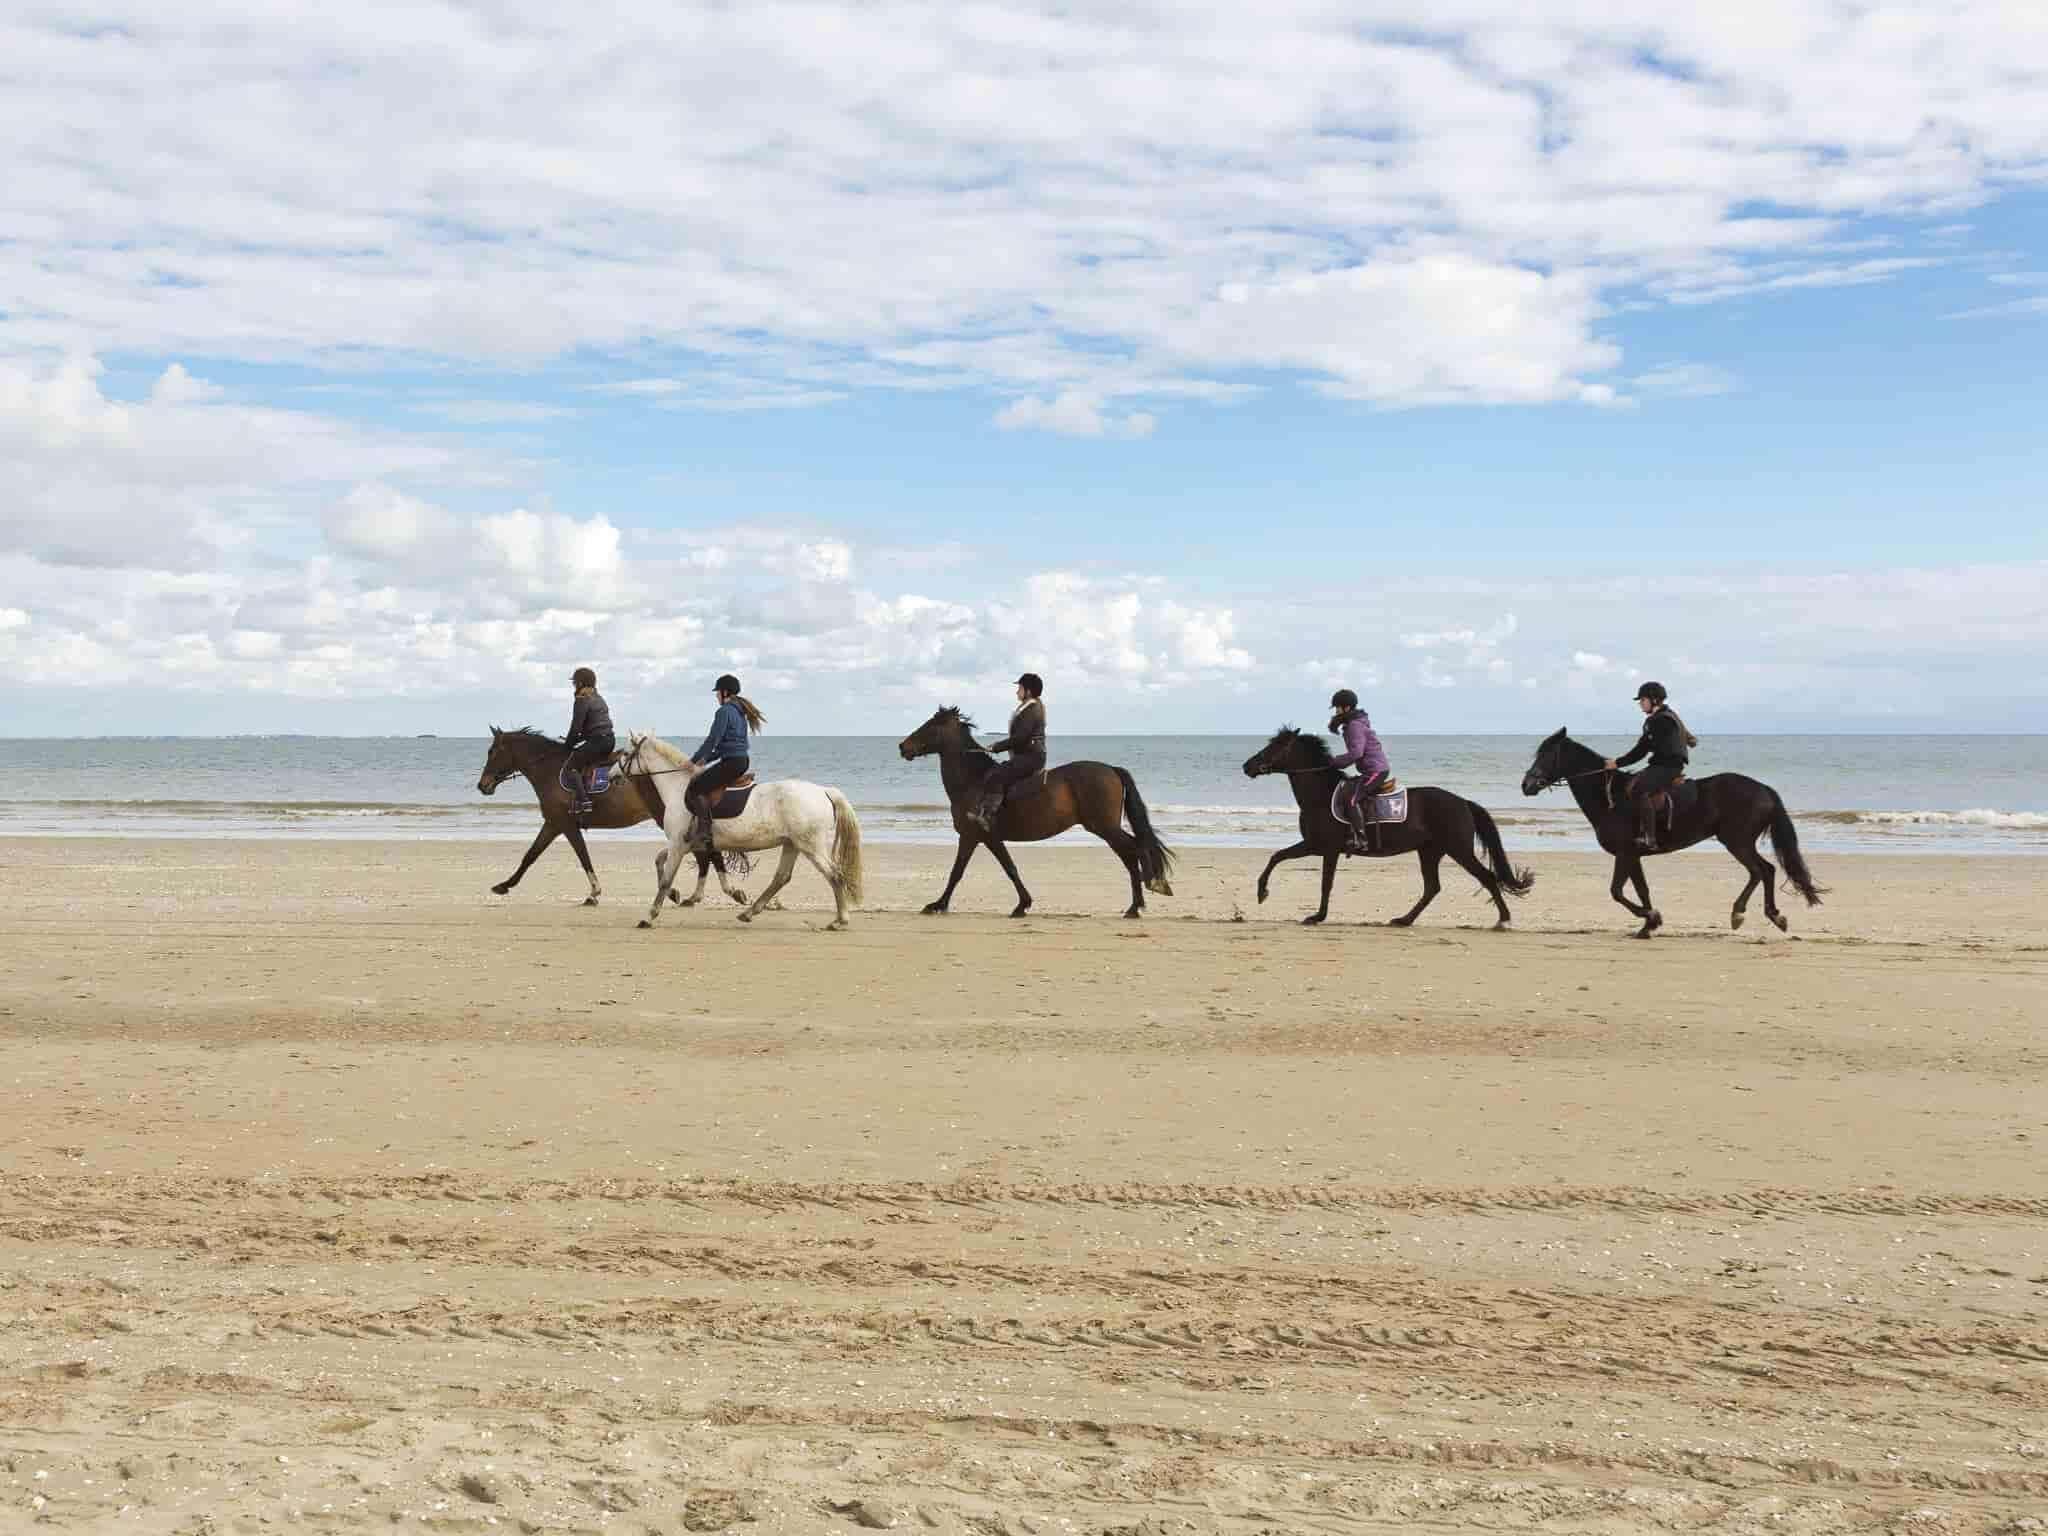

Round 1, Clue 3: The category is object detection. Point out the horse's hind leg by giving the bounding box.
[795,845,852,930]
[563,824,601,906]
[1094,824,1147,918]
[1442,841,1511,928]
[1719,830,1782,932]
[739,845,801,924]
[712,851,751,907]
[1391,848,1444,927]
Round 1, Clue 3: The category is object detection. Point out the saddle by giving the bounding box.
[559,755,621,797]
[1000,768,1050,805]
[698,773,757,820]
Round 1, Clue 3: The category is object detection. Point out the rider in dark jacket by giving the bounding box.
[1605,681,1692,850]
[564,666,615,815]
[971,673,1047,831]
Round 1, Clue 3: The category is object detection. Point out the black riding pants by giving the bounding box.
[982,751,1046,803]
[1629,762,1683,801]
[566,734,615,773]
[686,755,750,815]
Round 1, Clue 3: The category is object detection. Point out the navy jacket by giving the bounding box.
[692,700,750,765]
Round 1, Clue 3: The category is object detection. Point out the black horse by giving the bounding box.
[1243,727,1533,927]
[1520,728,1823,938]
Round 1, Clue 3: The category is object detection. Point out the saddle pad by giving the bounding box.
[1331,781,1409,826]
[560,762,612,794]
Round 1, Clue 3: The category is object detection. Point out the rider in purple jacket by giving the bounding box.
[1327,688,1391,844]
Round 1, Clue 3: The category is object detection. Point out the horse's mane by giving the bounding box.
[936,705,978,733]
[1267,724,1331,765]
[626,730,692,769]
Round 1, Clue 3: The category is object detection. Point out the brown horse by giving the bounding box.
[896,707,1174,919]
[474,727,745,908]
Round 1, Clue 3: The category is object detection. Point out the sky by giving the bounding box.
[2,1,2045,737]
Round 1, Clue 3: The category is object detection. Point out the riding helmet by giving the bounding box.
[1329,688,1358,711]
[571,666,597,688]
[1016,672,1044,698]
[715,673,742,696]
[1634,681,1667,702]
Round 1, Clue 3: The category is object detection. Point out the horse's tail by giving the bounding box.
[828,788,865,906]
[1767,794,1824,906]
[1115,768,1176,895]
[1470,801,1535,897]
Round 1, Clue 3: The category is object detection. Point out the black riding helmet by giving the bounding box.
[571,666,596,688]
[715,673,741,696]
[1330,688,1358,711]
[1635,681,1668,703]
[1016,672,1043,698]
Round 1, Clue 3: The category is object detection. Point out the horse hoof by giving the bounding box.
[922,903,947,916]
[582,897,600,907]
[1123,908,1142,920]
[1301,914,1324,926]
[1009,906,1032,920]
[737,910,754,923]
[490,884,511,896]
[728,891,748,905]
[1731,911,1745,930]
[636,919,652,930]
[1649,911,1664,931]
[826,919,849,932]
[1388,916,1414,927]
[1769,911,1789,932]
[1255,889,1269,905]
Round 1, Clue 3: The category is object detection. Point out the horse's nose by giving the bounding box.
[477,777,495,795]
[1519,773,1539,796]
[897,742,914,760]
[1241,761,1258,778]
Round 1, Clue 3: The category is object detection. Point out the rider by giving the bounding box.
[1326,688,1391,846]
[564,666,615,816]
[1604,681,1692,850]
[683,673,764,851]
[971,673,1047,831]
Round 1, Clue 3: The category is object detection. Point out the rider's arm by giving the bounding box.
[1613,730,1651,768]
[567,694,591,746]
[1327,717,1365,770]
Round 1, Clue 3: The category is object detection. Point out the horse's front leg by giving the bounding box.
[708,850,751,907]
[563,824,601,906]
[1303,850,1338,924]
[1611,855,1661,937]
[639,822,687,928]
[493,823,558,895]
[1255,840,1312,906]
[924,835,979,915]
[984,838,1033,919]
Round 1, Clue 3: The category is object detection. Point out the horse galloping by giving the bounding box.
[1520,728,1823,938]
[896,707,1174,919]
[1243,726,1534,926]
[626,731,865,931]
[474,726,749,907]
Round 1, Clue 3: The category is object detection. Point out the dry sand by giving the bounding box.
[1,833,2044,1534]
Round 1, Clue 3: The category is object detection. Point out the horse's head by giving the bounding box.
[1521,728,1572,796]
[1243,725,1323,779]
[899,705,974,761]
[477,726,518,795]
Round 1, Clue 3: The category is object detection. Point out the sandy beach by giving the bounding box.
[2,833,2045,1534]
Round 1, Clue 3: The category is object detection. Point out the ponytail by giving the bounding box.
[732,695,767,733]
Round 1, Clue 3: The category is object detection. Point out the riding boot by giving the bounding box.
[971,791,1001,833]
[1635,801,1659,851]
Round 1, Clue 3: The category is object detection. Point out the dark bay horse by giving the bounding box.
[475,727,744,908]
[1520,728,1823,938]
[1243,727,1533,926]
[897,707,1174,919]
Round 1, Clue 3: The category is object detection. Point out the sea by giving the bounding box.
[0,734,2043,855]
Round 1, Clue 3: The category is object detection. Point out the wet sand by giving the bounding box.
[1,835,2044,1533]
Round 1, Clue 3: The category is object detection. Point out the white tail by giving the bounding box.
[829,789,865,906]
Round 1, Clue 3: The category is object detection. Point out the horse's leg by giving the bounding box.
[984,838,1033,918]
[739,845,800,924]
[924,835,978,915]
[1303,851,1338,925]
[1255,841,1313,906]
[639,821,689,928]
[1092,823,1147,918]
[1391,848,1443,927]
[1621,856,1662,938]
[1719,829,1780,932]
[493,823,558,895]
[1608,855,1653,924]
[793,843,852,931]
[562,823,601,906]
[712,851,751,907]
[1441,839,1511,928]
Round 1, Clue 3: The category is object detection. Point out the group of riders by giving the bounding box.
[563,666,1695,852]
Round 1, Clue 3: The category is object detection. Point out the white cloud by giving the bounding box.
[995,391,1156,439]
[4,3,2045,415]
[1632,362,1738,398]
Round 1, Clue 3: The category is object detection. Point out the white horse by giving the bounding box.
[624,731,865,931]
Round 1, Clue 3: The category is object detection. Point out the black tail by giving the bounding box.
[1470,802,1535,897]
[1767,797,1824,906]
[1116,767,1176,889]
